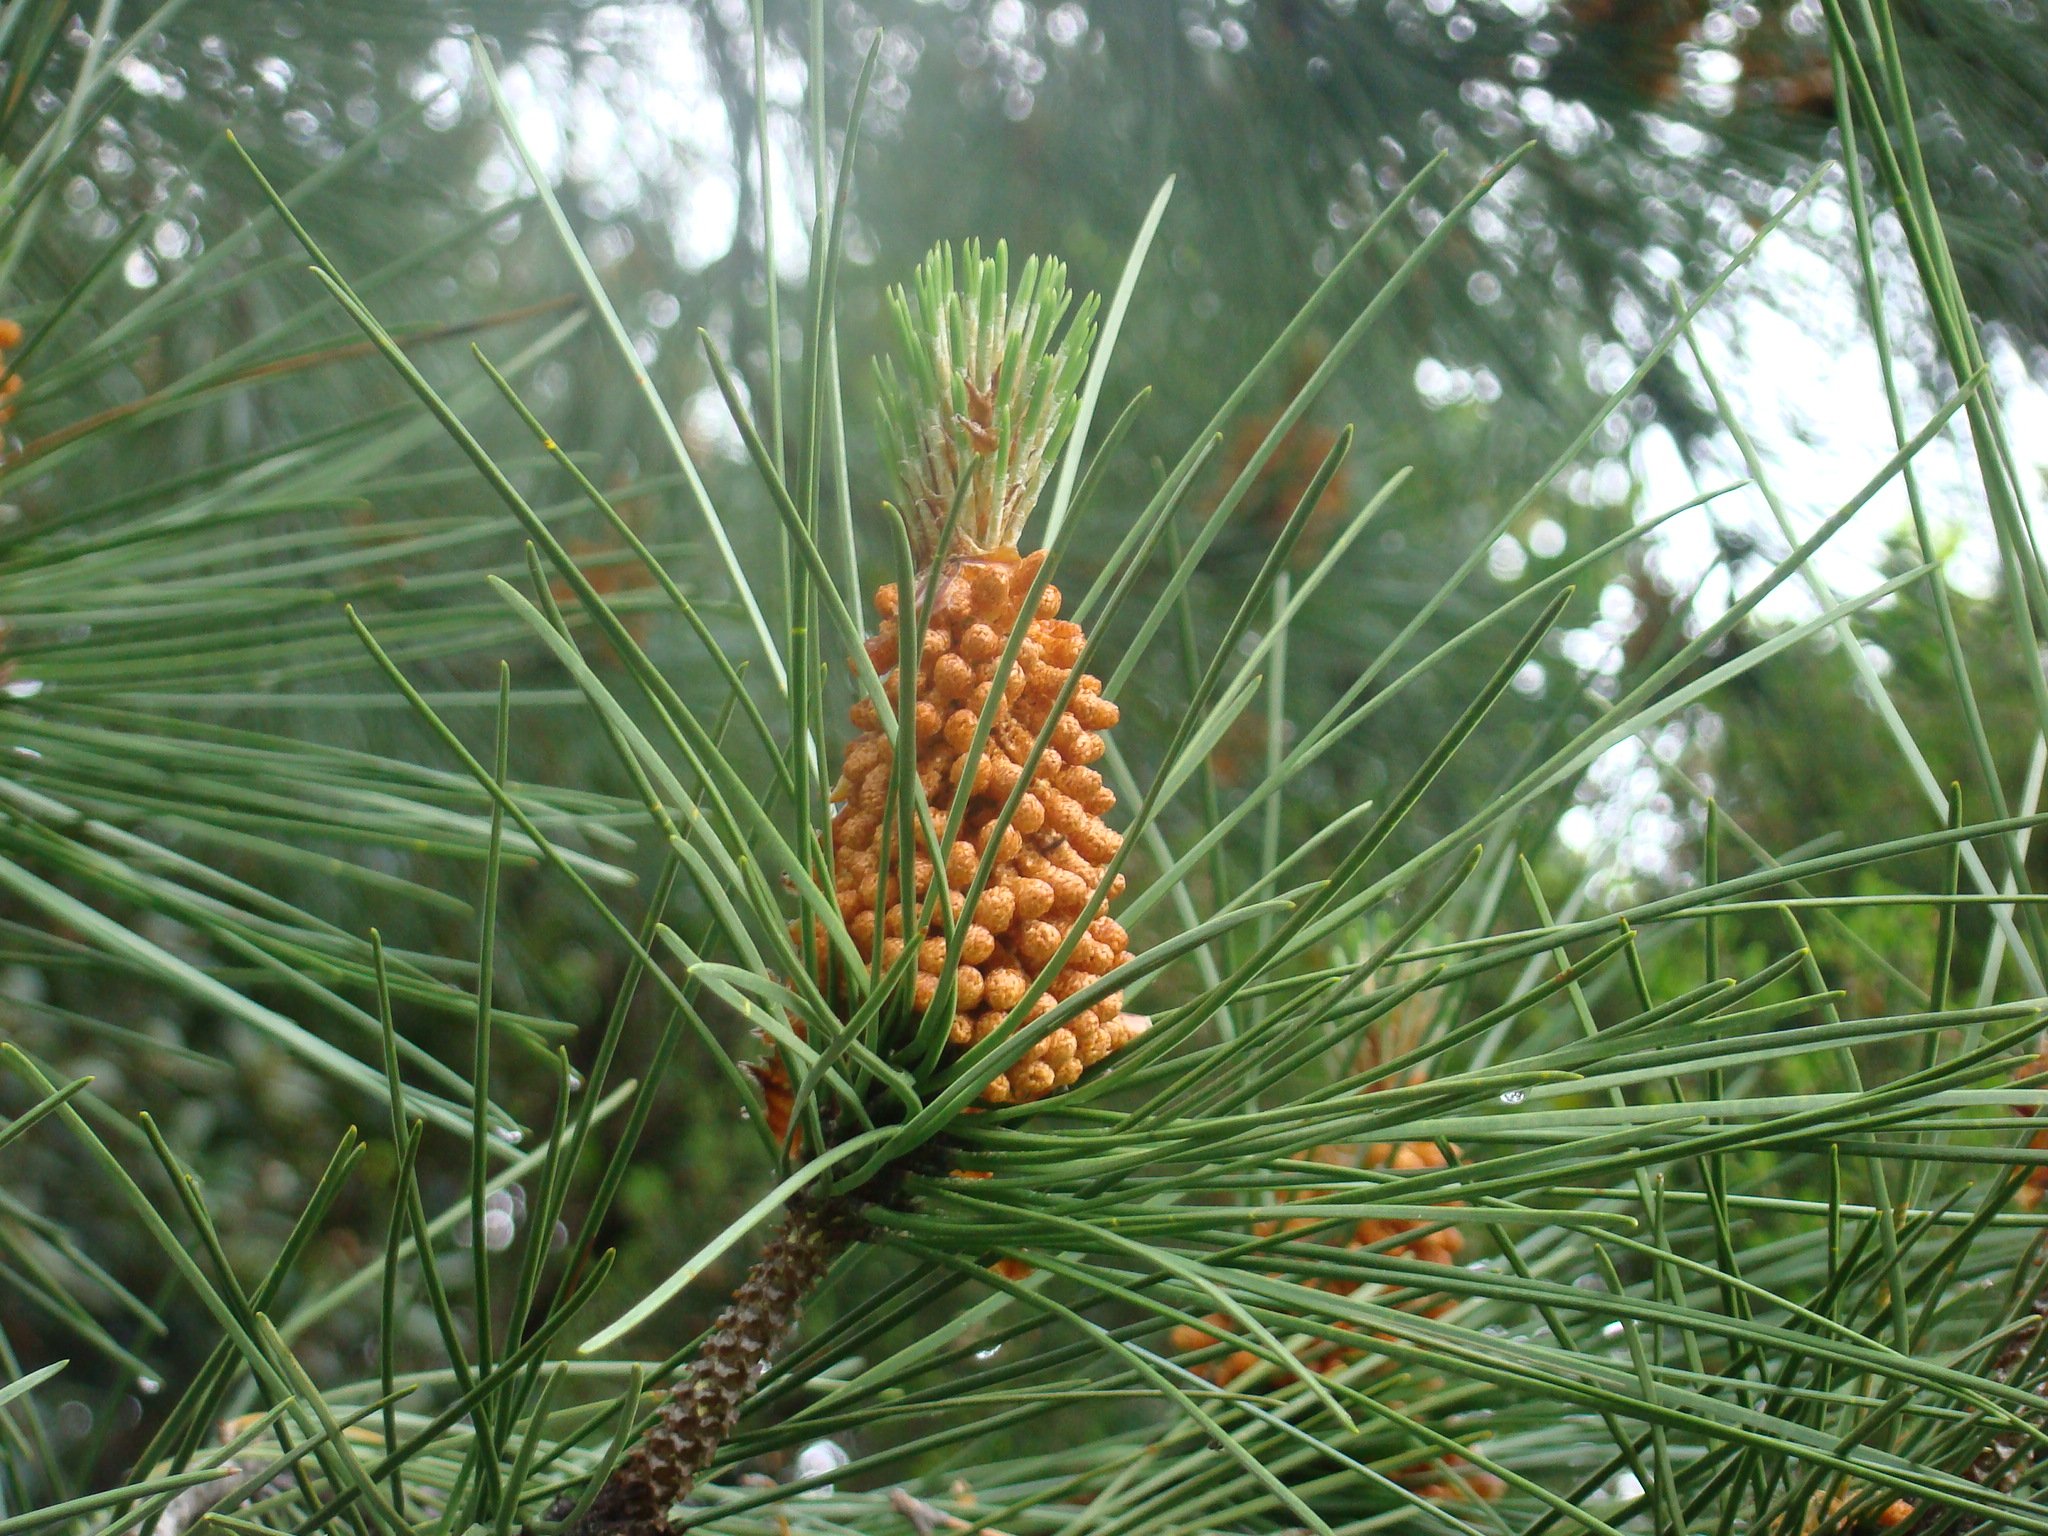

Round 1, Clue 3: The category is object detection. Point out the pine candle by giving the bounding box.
[577,249,1132,1535]
[759,244,1144,1133]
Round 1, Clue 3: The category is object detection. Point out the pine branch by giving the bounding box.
[554,1194,865,1536]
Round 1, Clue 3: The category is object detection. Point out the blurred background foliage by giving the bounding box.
[3,0,2044,1494]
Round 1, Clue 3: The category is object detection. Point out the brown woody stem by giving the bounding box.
[554,1194,859,1536]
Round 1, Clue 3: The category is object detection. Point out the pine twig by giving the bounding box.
[553,1194,861,1536]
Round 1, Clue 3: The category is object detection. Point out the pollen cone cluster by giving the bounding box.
[1173,991,1469,1390]
[1168,1138,1469,1389]
[1399,1457,1507,1506]
[1797,1493,1915,1534]
[756,241,1128,1129]
[2016,1044,2048,1213]
[0,318,23,426]
[1164,1133,1487,1507]
[829,546,1140,1104]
